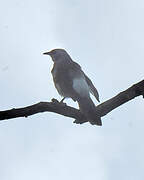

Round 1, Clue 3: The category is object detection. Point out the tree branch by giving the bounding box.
[0,80,144,124]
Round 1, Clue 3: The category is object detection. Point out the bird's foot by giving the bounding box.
[51,98,67,107]
[51,98,59,104]
[60,97,65,103]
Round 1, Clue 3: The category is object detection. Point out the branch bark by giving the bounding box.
[0,80,144,124]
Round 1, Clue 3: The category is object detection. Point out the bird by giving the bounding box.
[43,49,102,126]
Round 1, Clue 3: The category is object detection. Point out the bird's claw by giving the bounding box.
[51,98,59,103]
[51,98,67,106]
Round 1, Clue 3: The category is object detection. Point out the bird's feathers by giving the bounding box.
[73,77,89,97]
[70,61,100,102]
[52,60,100,102]
[84,74,100,102]
[78,96,102,126]
[47,48,101,125]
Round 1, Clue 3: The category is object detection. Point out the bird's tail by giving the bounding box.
[77,97,102,126]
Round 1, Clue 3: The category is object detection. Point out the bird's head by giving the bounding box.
[43,48,71,63]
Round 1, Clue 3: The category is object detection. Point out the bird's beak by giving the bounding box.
[43,51,51,55]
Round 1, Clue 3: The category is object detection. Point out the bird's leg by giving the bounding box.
[51,98,66,106]
[51,98,66,107]
[51,97,65,103]
[60,97,65,103]
[59,97,67,107]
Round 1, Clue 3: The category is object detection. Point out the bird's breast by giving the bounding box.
[51,66,69,97]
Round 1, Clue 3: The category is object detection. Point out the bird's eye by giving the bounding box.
[52,50,56,55]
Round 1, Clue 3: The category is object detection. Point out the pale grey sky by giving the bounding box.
[0,0,144,180]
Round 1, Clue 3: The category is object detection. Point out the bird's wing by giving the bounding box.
[70,61,100,102]
[84,74,100,102]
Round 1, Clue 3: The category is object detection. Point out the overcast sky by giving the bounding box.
[0,0,144,179]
